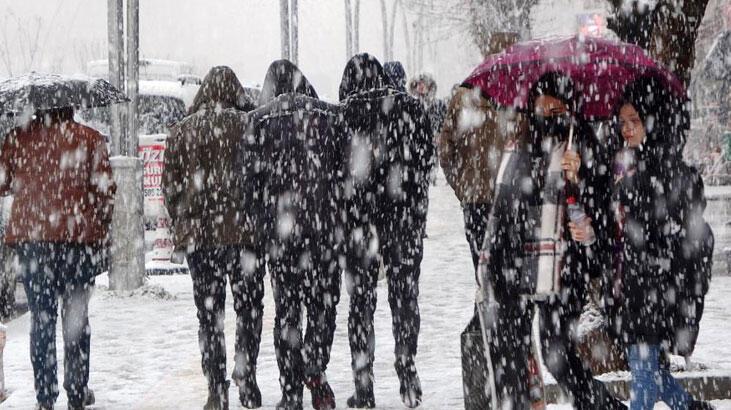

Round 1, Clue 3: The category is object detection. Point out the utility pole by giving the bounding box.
[345,0,353,59]
[290,0,299,65]
[126,0,139,157]
[280,0,291,61]
[107,0,144,291]
[107,0,124,156]
[353,0,360,54]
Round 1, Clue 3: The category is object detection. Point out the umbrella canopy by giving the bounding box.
[463,35,687,119]
[0,72,129,116]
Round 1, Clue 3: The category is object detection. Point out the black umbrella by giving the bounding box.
[0,72,129,116]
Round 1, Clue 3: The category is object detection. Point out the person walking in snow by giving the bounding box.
[0,106,116,410]
[339,53,434,408]
[241,60,344,410]
[609,78,714,410]
[409,74,447,138]
[162,66,263,410]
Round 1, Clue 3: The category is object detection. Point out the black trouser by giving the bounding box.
[187,244,266,393]
[269,239,341,398]
[538,298,625,410]
[346,219,424,388]
[462,202,490,283]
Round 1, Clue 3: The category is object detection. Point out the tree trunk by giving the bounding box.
[389,0,399,61]
[607,0,710,86]
[380,0,390,60]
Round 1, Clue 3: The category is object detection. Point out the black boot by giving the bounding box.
[275,392,303,410]
[395,359,422,408]
[346,370,376,408]
[67,388,96,410]
[690,400,716,410]
[204,381,229,410]
[305,374,336,410]
[237,374,261,409]
[346,392,376,408]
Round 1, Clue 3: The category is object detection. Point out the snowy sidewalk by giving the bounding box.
[2,175,731,409]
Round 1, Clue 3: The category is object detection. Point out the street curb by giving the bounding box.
[545,375,731,403]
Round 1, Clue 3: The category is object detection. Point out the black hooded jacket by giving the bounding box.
[339,53,434,232]
[609,79,712,348]
[239,60,344,244]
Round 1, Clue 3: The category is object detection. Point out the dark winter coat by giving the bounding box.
[0,111,116,246]
[163,66,255,252]
[240,60,344,245]
[612,144,712,347]
[482,122,612,311]
[339,53,434,234]
[609,79,713,349]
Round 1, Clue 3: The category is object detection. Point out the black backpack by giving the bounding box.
[668,162,714,356]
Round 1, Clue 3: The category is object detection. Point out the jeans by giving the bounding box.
[462,203,490,284]
[187,244,266,393]
[268,239,341,399]
[17,242,101,407]
[628,344,691,410]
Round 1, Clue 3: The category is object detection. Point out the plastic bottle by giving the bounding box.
[566,196,596,245]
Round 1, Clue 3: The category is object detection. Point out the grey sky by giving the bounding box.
[0,0,480,99]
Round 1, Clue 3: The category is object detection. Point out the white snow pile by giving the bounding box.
[96,281,176,301]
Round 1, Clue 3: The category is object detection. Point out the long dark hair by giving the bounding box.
[612,76,688,161]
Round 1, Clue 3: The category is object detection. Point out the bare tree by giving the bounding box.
[0,11,45,77]
[345,0,361,59]
[401,0,537,58]
[607,0,711,86]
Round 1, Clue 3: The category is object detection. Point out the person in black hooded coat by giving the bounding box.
[609,78,714,410]
[339,53,434,409]
[239,60,344,410]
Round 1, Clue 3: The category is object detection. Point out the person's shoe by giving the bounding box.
[83,389,95,407]
[67,388,96,410]
[346,393,376,408]
[690,400,716,410]
[203,381,229,410]
[275,394,303,410]
[236,375,261,409]
[346,371,376,408]
[305,375,336,410]
[35,404,53,410]
[395,359,422,408]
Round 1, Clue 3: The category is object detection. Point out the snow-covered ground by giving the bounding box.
[2,174,730,409]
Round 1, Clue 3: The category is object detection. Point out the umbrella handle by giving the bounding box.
[567,121,574,150]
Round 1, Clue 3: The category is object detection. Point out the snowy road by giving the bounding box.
[2,174,731,409]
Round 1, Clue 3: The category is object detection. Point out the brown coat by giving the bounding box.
[0,117,116,245]
[438,86,524,205]
[162,66,255,252]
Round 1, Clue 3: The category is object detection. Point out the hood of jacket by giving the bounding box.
[409,73,438,101]
[384,61,406,92]
[258,59,318,106]
[190,66,256,113]
[339,53,393,101]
